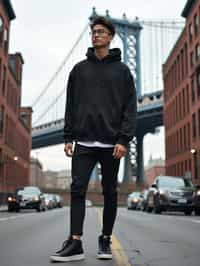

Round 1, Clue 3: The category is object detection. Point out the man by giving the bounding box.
[50,16,137,262]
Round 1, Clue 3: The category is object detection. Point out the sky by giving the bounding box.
[9,0,188,172]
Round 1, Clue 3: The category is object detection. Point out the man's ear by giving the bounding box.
[109,34,114,42]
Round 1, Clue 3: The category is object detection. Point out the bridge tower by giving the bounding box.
[89,8,144,184]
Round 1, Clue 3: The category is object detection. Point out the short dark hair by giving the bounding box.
[90,16,115,36]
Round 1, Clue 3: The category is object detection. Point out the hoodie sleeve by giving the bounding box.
[116,68,137,147]
[63,70,74,144]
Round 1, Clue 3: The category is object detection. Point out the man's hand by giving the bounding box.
[113,144,127,159]
[64,143,73,157]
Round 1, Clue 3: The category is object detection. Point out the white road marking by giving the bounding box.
[0,214,33,222]
[122,209,200,225]
[0,208,64,223]
[191,219,200,224]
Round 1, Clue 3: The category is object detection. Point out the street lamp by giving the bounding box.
[190,149,198,180]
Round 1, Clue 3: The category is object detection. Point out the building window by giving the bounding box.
[2,66,6,96]
[191,78,195,102]
[0,106,4,135]
[192,113,196,138]
[0,148,3,178]
[0,16,3,45]
[195,43,200,60]
[186,85,190,113]
[185,160,187,172]
[183,88,186,116]
[181,49,184,80]
[185,43,188,74]
[4,28,8,53]
[180,127,183,152]
[184,125,186,150]
[0,59,2,92]
[198,108,200,137]
[193,151,198,179]
[190,51,195,67]
[189,23,193,42]
[194,14,199,35]
[197,69,200,97]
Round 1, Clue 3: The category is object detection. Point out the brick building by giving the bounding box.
[145,166,166,187]
[163,0,200,184]
[0,0,32,202]
[144,156,165,186]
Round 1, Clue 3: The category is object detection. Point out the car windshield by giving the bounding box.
[17,187,39,196]
[159,177,193,189]
[17,190,37,196]
[130,192,140,197]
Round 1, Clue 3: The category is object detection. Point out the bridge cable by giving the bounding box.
[31,22,89,108]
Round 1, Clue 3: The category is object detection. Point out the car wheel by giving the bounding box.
[194,208,200,216]
[146,205,153,213]
[127,203,131,210]
[184,210,192,216]
[154,199,162,214]
[146,199,153,213]
[36,204,41,212]
[142,204,147,212]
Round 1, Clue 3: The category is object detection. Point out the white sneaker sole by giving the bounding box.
[50,254,85,262]
[97,254,112,260]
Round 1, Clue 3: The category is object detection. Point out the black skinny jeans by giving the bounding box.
[70,143,120,236]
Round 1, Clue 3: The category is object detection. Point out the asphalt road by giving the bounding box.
[0,207,200,266]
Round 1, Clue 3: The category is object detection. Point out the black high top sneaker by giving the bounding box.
[53,236,73,255]
[50,238,85,262]
[97,235,112,260]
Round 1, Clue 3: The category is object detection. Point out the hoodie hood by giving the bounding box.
[86,47,121,63]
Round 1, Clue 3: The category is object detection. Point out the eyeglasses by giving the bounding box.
[90,29,111,36]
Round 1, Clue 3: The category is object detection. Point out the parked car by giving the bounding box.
[193,185,200,215]
[43,193,55,209]
[7,186,46,212]
[138,189,149,211]
[146,176,195,215]
[127,191,142,210]
[55,194,63,208]
[47,194,57,208]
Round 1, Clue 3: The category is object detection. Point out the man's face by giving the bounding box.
[91,24,113,49]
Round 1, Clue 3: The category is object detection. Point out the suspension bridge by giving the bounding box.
[31,8,185,184]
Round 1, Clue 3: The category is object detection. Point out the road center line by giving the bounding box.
[96,208,131,266]
[191,219,200,224]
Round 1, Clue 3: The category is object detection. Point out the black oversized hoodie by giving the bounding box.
[63,47,137,147]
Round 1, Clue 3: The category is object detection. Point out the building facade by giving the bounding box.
[144,156,165,186]
[0,0,32,202]
[145,166,166,187]
[30,157,44,188]
[163,0,200,184]
[42,169,71,190]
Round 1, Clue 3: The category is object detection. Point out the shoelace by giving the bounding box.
[102,237,111,251]
[57,238,72,253]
